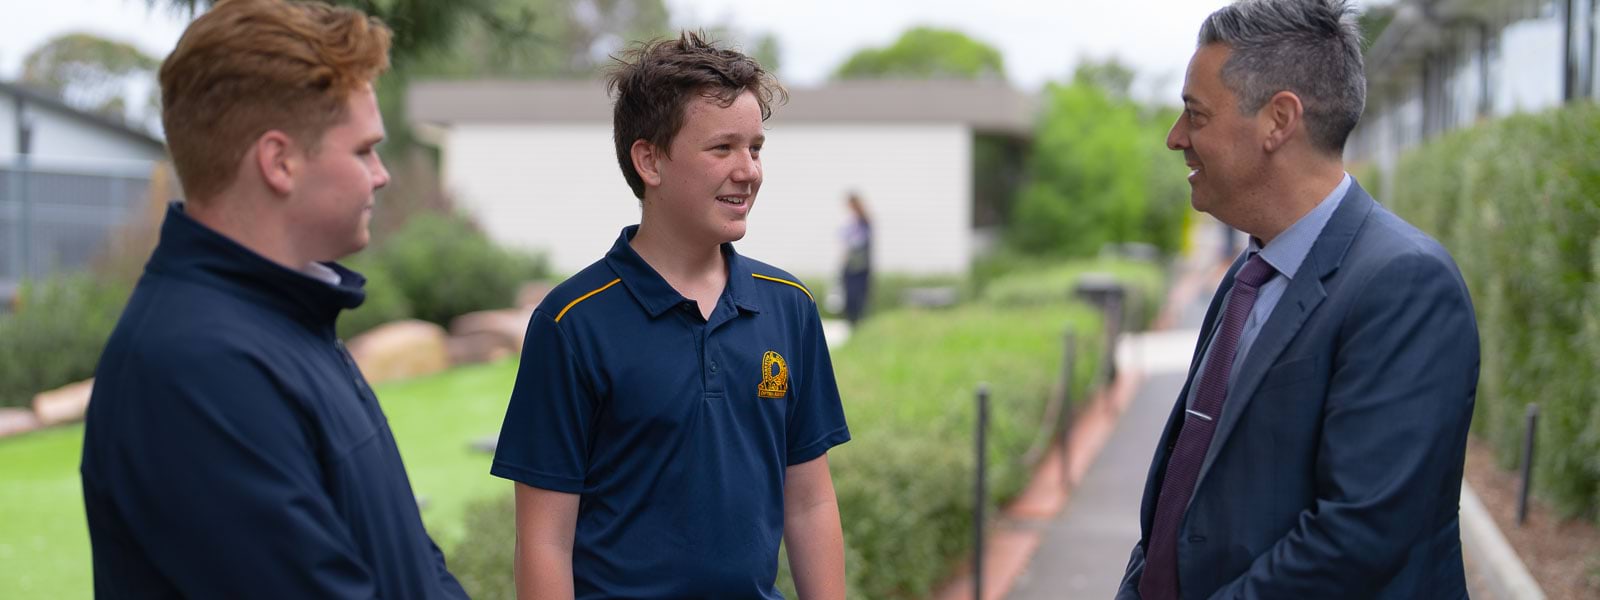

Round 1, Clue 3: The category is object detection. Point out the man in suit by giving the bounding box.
[1117,1,1480,598]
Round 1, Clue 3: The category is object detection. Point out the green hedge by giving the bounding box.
[335,258,415,340]
[981,256,1166,329]
[1382,102,1600,518]
[357,213,548,328]
[0,275,129,408]
[820,300,1108,598]
[445,261,1163,599]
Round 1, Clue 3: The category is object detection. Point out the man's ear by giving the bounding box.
[254,130,297,196]
[1261,90,1304,153]
[631,139,664,189]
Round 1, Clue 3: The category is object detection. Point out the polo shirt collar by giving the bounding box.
[604,225,761,318]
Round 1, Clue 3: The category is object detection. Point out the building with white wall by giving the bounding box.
[408,80,1034,278]
[1,81,165,172]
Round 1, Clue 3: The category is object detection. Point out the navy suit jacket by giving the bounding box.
[1116,181,1480,599]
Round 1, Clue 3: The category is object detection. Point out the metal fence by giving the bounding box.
[0,162,154,297]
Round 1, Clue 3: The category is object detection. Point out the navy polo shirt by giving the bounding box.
[492,225,851,599]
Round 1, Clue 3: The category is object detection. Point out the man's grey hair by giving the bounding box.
[1199,0,1366,154]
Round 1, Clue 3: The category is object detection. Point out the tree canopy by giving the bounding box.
[833,26,1004,80]
[21,32,160,125]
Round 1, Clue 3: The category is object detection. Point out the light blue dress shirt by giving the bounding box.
[1186,173,1352,409]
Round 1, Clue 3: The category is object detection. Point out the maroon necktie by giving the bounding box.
[1139,254,1276,599]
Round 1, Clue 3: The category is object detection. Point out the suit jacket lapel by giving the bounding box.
[1191,182,1377,495]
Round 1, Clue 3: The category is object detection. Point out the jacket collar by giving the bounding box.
[145,201,367,333]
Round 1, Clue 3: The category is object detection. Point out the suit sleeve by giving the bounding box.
[1116,542,1146,599]
[1209,251,1479,599]
[102,346,377,598]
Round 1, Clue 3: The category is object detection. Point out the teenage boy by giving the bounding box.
[492,32,850,600]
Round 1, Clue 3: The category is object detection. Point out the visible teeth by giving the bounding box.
[718,196,746,205]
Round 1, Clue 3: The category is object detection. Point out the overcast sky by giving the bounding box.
[1,0,1378,105]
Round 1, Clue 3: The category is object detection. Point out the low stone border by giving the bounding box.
[1461,482,1547,600]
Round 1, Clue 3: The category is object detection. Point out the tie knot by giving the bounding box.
[1235,254,1276,288]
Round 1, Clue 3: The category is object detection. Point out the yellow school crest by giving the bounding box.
[757,351,789,399]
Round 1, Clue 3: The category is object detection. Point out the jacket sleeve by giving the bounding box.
[1116,541,1146,599]
[102,344,377,599]
[427,533,471,599]
[1209,251,1479,599]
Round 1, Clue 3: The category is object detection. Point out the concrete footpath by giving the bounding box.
[1004,273,1216,599]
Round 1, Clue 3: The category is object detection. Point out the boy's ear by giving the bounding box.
[631,139,664,188]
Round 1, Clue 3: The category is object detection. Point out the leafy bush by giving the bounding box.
[0,274,130,407]
[1383,102,1600,518]
[335,257,415,340]
[820,299,1108,598]
[981,256,1167,329]
[447,493,516,600]
[363,213,548,326]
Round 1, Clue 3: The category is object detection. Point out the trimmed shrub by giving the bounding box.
[364,213,548,326]
[447,493,516,600]
[336,258,415,340]
[819,300,1107,598]
[982,256,1166,328]
[1383,102,1600,518]
[0,274,130,408]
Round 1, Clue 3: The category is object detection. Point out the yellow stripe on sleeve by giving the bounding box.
[751,273,815,302]
[555,278,622,322]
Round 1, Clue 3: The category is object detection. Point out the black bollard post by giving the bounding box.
[1517,403,1539,526]
[974,383,990,600]
[1058,330,1076,490]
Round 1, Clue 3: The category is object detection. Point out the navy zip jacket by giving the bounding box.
[80,202,468,599]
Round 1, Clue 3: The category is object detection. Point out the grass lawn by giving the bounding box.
[0,358,522,599]
[0,424,90,598]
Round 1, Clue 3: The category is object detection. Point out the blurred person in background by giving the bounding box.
[1119,1,1479,598]
[490,32,849,600]
[840,191,873,327]
[79,1,467,597]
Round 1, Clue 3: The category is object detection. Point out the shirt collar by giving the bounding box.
[1248,173,1352,280]
[603,225,760,318]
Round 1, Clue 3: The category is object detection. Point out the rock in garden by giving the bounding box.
[33,379,94,426]
[346,320,451,384]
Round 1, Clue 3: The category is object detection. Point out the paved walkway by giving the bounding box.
[1005,218,1227,599]
[1006,284,1215,599]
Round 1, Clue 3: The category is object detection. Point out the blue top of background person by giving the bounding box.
[492,31,852,599]
[79,0,464,597]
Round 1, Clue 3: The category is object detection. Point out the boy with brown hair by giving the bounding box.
[492,32,850,599]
